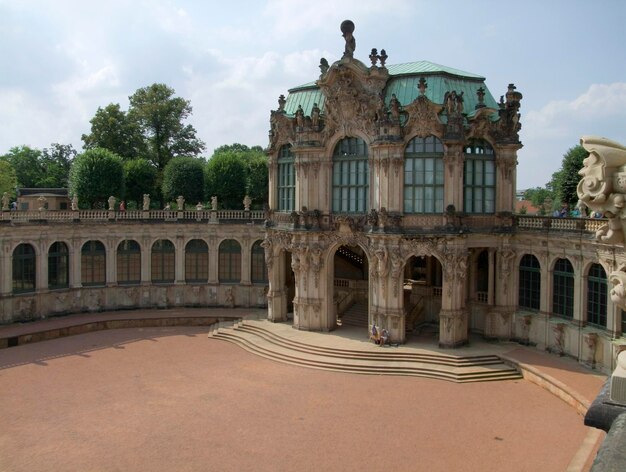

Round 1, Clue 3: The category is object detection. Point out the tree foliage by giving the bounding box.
[524,187,554,208]
[549,145,589,206]
[205,151,247,209]
[124,159,157,206]
[245,153,269,209]
[82,103,144,159]
[0,161,17,198]
[128,84,205,170]
[0,146,44,188]
[0,144,75,188]
[69,148,124,208]
[162,157,205,205]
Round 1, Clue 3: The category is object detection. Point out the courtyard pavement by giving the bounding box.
[0,308,608,471]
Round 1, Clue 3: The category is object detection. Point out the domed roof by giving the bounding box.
[283,60,498,118]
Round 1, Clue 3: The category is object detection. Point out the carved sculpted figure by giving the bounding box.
[108,196,116,211]
[390,94,401,122]
[143,194,150,211]
[176,195,185,210]
[243,195,252,211]
[71,195,78,211]
[311,103,320,129]
[295,105,305,128]
[340,20,356,59]
[1,192,9,211]
[211,196,218,210]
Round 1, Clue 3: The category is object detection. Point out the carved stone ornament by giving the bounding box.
[317,58,389,139]
[268,107,295,152]
[577,136,626,244]
[492,83,523,144]
[609,270,626,310]
[402,94,444,138]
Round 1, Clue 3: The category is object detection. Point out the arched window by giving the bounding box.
[404,136,444,213]
[13,243,36,293]
[81,240,106,286]
[464,139,495,214]
[151,239,175,283]
[277,144,295,212]
[185,239,208,283]
[332,137,369,213]
[251,240,268,284]
[117,240,141,285]
[48,242,69,289]
[553,258,574,318]
[519,254,541,310]
[587,263,607,327]
[219,239,241,283]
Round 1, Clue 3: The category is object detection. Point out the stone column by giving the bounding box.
[485,248,516,340]
[174,236,185,284]
[494,145,520,213]
[208,237,219,284]
[268,159,278,209]
[141,238,151,285]
[442,144,464,212]
[240,238,251,286]
[439,248,469,348]
[0,241,11,295]
[106,238,117,286]
[71,238,82,288]
[36,240,48,291]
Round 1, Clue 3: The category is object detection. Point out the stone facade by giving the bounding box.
[261,24,626,372]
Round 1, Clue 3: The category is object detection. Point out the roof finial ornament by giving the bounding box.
[340,20,356,59]
[378,49,388,67]
[369,48,378,67]
[319,58,329,76]
[277,94,286,112]
[418,77,428,96]
[475,87,486,109]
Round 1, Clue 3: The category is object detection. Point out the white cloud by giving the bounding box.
[517,82,626,188]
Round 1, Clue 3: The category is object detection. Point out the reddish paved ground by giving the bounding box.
[0,326,595,472]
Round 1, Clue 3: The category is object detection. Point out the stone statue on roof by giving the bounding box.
[341,20,355,59]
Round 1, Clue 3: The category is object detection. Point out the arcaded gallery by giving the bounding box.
[2,21,626,376]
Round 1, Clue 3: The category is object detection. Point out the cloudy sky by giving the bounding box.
[1,0,625,189]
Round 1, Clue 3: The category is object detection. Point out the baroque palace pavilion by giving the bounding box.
[2,21,626,375]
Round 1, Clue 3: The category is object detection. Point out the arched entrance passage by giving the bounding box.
[403,255,443,338]
[331,244,369,329]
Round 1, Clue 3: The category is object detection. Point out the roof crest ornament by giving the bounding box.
[341,20,355,59]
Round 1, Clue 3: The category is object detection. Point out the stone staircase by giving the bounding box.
[338,302,368,327]
[208,319,522,383]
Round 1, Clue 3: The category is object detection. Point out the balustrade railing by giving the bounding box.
[0,209,265,224]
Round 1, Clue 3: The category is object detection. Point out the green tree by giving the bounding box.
[549,145,589,206]
[162,157,205,205]
[69,148,125,208]
[0,160,17,198]
[82,103,144,159]
[0,146,44,188]
[245,152,269,209]
[205,151,247,209]
[523,187,554,208]
[128,84,205,170]
[124,159,157,206]
[39,143,76,188]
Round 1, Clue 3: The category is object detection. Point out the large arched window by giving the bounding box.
[117,240,141,285]
[48,242,69,289]
[553,258,574,318]
[464,139,495,214]
[13,243,36,293]
[151,239,175,283]
[277,144,295,212]
[332,137,369,213]
[251,240,268,284]
[185,239,209,283]
[81,240,106,286]
[519,254,541,310]
[404,136,444,213]
[587,263,607,327]
[219,239,241,283]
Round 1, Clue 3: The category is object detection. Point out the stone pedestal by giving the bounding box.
[438,309,468,348]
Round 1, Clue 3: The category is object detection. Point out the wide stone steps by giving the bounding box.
[208,320,522,383]
[339,303,368,327]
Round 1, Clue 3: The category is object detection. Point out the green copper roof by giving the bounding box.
[283,60,499,117]
[385,60,485,79]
